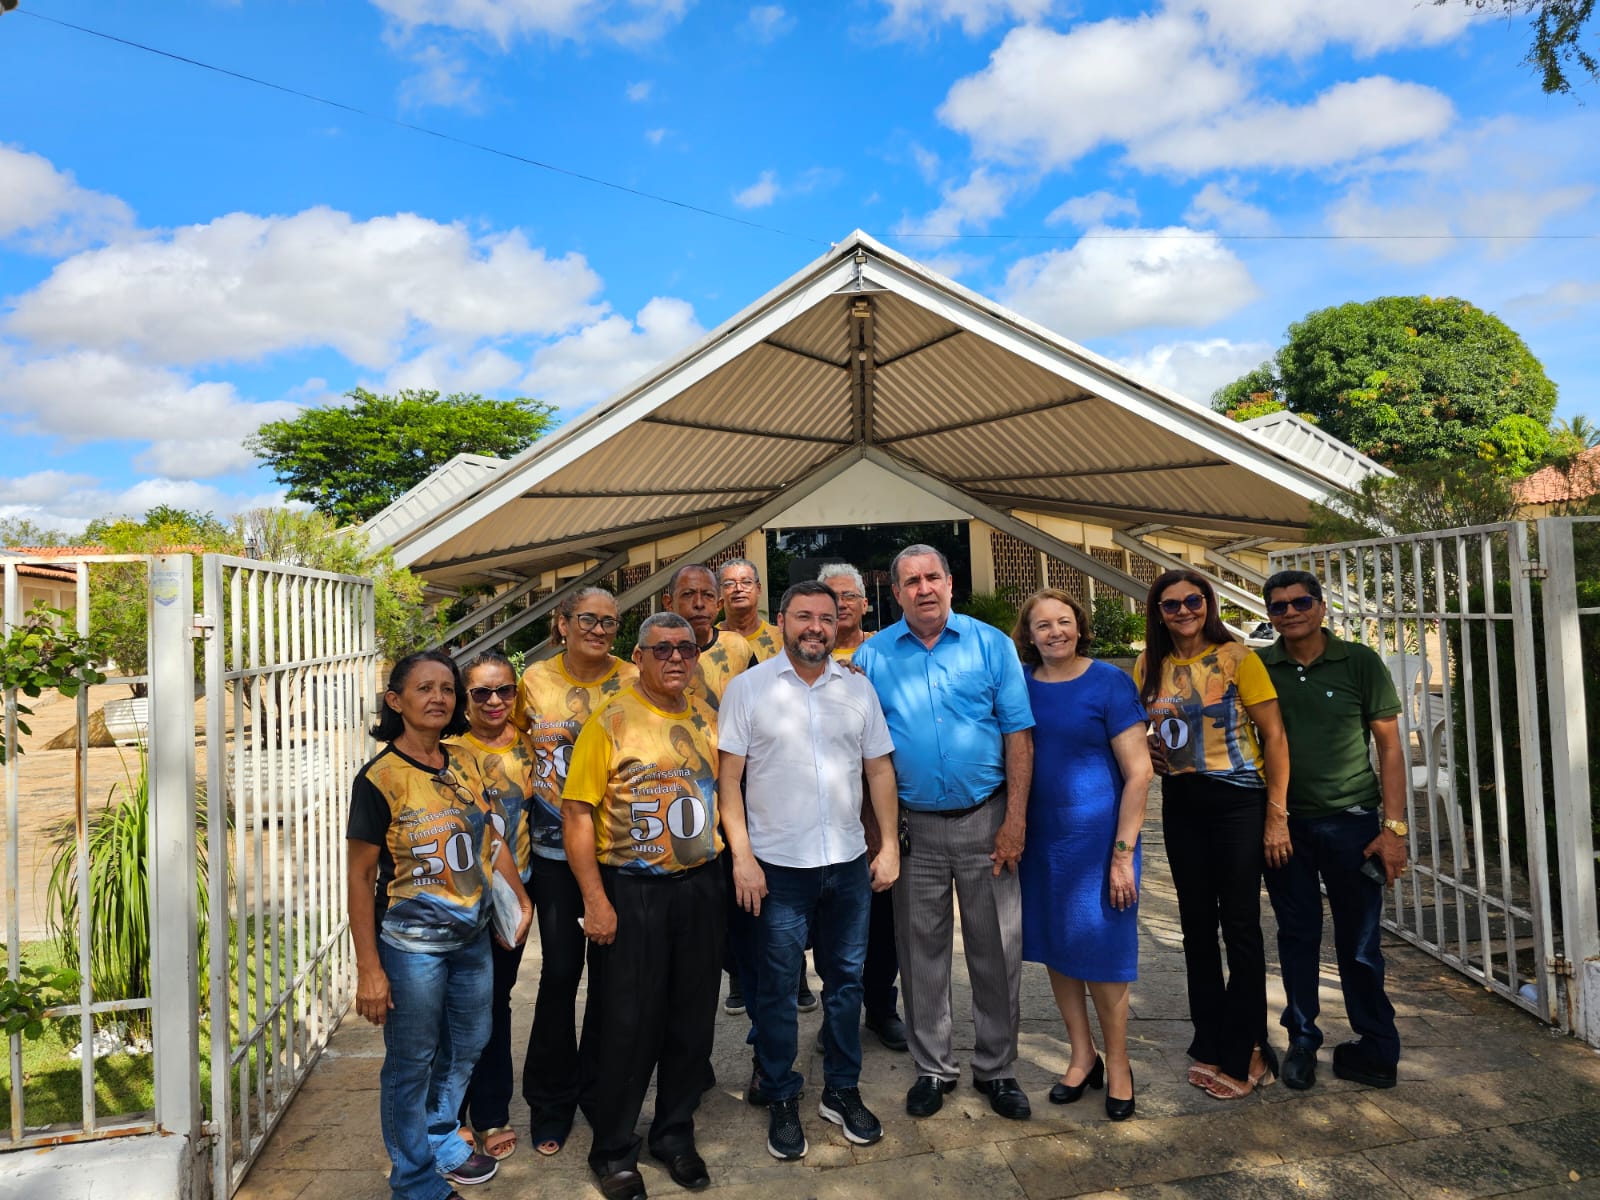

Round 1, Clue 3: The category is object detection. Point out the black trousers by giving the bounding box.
[579,862,726,1173]
[862,884,899,1021]
[458,933,525,1131]
[1162,774,1268,1082]
[521,855,588,1130]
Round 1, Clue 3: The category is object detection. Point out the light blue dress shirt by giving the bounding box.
[853,611,1034,812]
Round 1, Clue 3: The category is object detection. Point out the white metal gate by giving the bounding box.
[1272,519,1598,1041]
[203,554,376,1197]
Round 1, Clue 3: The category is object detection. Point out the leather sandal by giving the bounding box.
[1186,1062,1219,1089]
[480,1125,517,1160]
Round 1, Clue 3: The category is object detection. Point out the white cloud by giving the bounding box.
[1001,227,1260,339]
[939,18,1243,171]
[1046,191,1139,228]
[1131,77,1455,174]
[0,144,135,255]
[733,170,780,209]
[1183,181,1272,235]
[7,207,605,369]
[522,297,703,413]
[0,348,300,476]
[1170,0,1482,57]
[380,345,527,394]
[645,127,668,145]
[910,143,941,185]
[747,5,794,41]
[8,477,291,533]
[880,0,1054,38]
[397,42,483,111]
[0,471,100,509]
[897,166,1019,245]
[1504,280,1600,324]
[1118,337,1275,405]
[371,0,690,46]
[1326,180,1594,266]
[625,80,653,101]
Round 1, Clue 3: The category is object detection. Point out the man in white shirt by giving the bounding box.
[717,581,900,1162]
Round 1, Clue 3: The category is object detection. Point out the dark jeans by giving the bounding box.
[1162,774,1268,1082]
[458,932,525,1132]
[579,862,725,1174]
[753,854,871,1102]
[1265,807,1400,1066]
[522,855,587,1129]
[862,885,899,1021]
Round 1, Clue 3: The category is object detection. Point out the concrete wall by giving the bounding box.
[0,1132,205,1200]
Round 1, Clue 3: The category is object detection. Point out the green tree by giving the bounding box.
[247,388,557,525]
[1213,296,1557,470]
[1436,0,1596,94]
[0,517,73,547]
[234,507,443,659]
[1307,459,1521,543]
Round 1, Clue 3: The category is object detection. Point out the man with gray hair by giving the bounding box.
[717,556,782,662]
[853,544,1035,1120]
[563,611,724,1199]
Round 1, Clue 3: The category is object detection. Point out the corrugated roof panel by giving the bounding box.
[874,333,1076,441]
[872,294,963,364]
[360,453,505,547]
[650,342,852,439]
[766,296,852,364]
[1243,412,1391,488]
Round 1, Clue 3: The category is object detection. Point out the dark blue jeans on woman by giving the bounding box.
[752,854,871,1103]
[1161,774,1268,1083]
[1265,807,1400,1067]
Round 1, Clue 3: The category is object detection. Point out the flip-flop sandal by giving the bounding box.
[480,1126,517,1160]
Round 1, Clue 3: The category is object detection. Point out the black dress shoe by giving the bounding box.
[973,1076,1032,1120]
[1048,1053,1104,1104]
[905,1073,957,1117]
[651,1147,710,1191]
[595,1167,648,1200]
[865,1011,909,1052]
[1331,1040,1397,1089]
[1281,1045,1317,1091]
[1105,1064,1135,1122]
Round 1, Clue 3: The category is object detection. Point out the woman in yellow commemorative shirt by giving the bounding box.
[346,650,531,1199]
[1135,570,1289,1103]
[447,650,536,1161]
[510,586,636,1157]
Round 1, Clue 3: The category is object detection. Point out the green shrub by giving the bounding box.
[956,589,1019,634]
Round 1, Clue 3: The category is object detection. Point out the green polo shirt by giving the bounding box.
[1259,630,1402,817]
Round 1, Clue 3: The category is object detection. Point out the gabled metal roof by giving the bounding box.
[382,232,1358,587]
[1242,410,1392,491]
[360,453,506,551]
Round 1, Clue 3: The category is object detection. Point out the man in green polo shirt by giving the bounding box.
[1259,569,1408,1093]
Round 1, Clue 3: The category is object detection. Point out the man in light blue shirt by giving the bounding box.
[853,544,1035,1121]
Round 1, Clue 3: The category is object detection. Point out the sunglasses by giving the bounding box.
[1267,595,1319,617]
[1159,593,1206,616]
[640,640,700,661]
[573,612,620,633]
[467,684,518,704]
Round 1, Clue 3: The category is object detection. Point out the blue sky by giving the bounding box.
[1,0,1595,535]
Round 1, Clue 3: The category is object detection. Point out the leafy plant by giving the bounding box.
[0,603,107,765]
[956,589,1019,633]
[1091,594,1142,657]
[0,961,80,1041]
[44,749,211,1030]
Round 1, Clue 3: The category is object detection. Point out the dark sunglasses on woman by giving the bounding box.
[467,684,519,704]
[1158,593,1206,616]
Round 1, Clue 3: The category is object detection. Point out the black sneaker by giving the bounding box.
[443,1151,499,1186]
[767,1097,808,1160]
[1281,1045,1317,1090]
[818,1086,883,1145]
[796,981,818,1013]
[724,981,746,1015]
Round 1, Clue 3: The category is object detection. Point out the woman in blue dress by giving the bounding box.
[1013,589,1152,1121]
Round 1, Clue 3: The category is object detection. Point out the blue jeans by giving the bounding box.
[1264,807,1400,1067]
[753,854,871,1102]
[378,933,493,1200]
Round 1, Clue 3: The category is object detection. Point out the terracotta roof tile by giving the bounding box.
[1514,446,1600,505]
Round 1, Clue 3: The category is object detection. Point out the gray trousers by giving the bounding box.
[893,796,1022,1083]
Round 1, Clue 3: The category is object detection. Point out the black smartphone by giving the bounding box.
[1360,854,1387,885]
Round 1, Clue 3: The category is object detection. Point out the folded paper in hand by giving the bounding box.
[489,869,522,945]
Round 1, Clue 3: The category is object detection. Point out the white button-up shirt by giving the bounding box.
[718,650,895,869]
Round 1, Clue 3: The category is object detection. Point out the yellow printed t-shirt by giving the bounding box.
[831,631,872,661]
[719,618,781,663]
[689,629,755,712]
[562,687,722,874]
[1136,642,1276,789]
[346,744,500,953]
[446,730,537,881]
[511,654,638,860]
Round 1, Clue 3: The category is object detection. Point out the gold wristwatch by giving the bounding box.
[1380,818,1408,837]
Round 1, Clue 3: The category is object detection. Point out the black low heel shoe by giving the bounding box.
[1047,1054,1104,1104]
[1105,1065,1135,1122]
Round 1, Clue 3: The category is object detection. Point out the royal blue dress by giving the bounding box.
[1020,659,1149,983]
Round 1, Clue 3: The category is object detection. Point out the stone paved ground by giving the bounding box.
[237,799,1600,1200]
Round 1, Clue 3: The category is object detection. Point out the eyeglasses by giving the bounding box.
[1158,593,1206,616]
[720,579,757,592]
[830,590,864,602]
[467,684,518,704]
[573,613,620,633]
[1266,595,1319,617]
[433,768,477,808]
[640,640,700,661]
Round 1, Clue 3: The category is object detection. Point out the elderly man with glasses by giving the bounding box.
[562,612,724,1200]
[717,557,782,662]
[1257,570,1407,1093]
